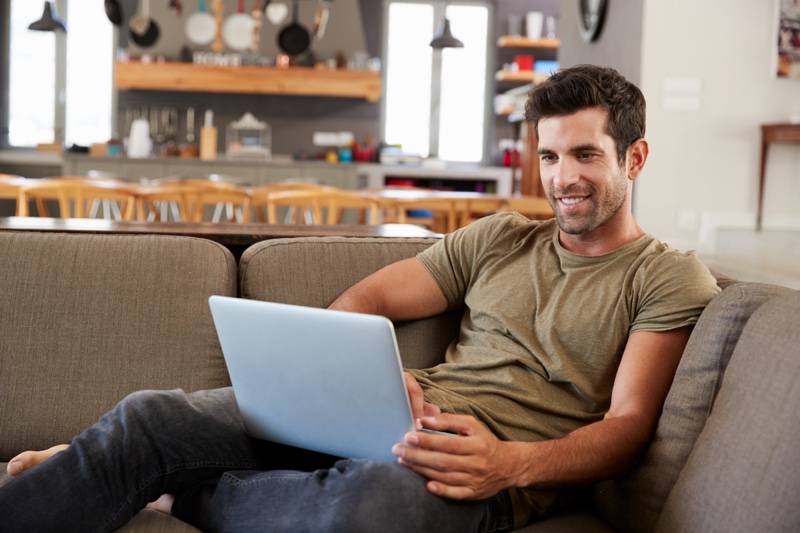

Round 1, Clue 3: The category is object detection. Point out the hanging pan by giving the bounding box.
[104,0,122,25]
[222,0,255,51]
[185,0,216,45]
[129,0,160,48]
[277,0,310,55]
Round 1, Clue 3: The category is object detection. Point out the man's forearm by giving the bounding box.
[509,413,653,489]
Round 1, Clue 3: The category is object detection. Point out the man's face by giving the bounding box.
[537,108,631,236]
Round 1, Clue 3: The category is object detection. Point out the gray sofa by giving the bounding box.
[0,231,798,532]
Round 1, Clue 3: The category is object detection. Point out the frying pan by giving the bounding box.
[185,0,216,45]
[222,0,255,51]
[278,0,310,55]
[104,0,122,25]
[129,0,160,48]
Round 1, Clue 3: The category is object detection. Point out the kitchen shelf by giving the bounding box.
[114,62,382,102]
[496,36,560,48]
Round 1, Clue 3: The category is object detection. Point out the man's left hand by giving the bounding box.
[391,413,524,500]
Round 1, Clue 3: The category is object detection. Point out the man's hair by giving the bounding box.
[525,64,646,164]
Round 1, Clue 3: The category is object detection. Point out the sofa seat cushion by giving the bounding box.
[239,237,459,370]
[0,232,237,460]
[592,282,791,532]
[655,290,800,532]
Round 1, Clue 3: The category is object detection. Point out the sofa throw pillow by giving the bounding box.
[654,291,800,532]
[590,282,791,533]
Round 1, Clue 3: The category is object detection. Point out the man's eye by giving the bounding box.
[540,154,557,162]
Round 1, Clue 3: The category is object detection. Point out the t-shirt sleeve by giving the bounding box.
[416,212,529,310]
[630,250,721,333]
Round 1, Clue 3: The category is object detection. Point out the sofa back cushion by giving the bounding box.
[238,237,459,370]
[0,232,237,460]
[655,290,800,532]
[591,281,791,532]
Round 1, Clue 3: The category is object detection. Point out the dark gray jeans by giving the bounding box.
[0,387,514,532]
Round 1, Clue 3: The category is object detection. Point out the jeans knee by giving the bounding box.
[112,389,187,433]
[323,460,433,531]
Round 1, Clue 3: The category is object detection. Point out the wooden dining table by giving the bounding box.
[0,217,441,260]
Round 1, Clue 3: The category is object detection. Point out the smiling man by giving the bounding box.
[1,65,720,532]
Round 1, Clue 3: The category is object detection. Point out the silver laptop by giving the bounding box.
[208,295,417,461]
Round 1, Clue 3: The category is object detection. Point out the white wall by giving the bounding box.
[637,0,800,253]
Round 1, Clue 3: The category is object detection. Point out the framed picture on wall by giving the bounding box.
[776,0,800,78]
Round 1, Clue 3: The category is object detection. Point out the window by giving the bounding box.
[382,1,491,163]
[5,0,113,148]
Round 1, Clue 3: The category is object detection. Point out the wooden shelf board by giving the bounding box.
[495,71,550,84]
[114,62,382,102]
[496,36,560,49]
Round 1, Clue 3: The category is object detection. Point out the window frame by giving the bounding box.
[379,0,495,165]
[0,0,116,149]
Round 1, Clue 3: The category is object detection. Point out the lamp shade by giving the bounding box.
[430,18,463,49]
[29,2,67,33]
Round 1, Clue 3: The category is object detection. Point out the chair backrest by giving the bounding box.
[19,179,137,220]
[264,189,324,224]
[192,187,252,223]
[458,197,505,229]
[135,186,191,222]
[249,183,335,222]
[503,196,553,220]
[393,197,458,234]
[324,190,381,225]
[0,180,26,216]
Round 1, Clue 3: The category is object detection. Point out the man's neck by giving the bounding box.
[558,218,645,257]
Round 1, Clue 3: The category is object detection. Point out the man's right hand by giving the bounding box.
[404,371,440,428]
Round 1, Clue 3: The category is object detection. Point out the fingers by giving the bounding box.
[403,372,426,422]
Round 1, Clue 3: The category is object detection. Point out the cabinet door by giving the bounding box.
[520,122,544,197]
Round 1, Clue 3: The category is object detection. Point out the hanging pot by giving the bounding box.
[277,0,310,56]
[185,0,216,45]
[222,0,255,52]
[104,0,122,25]
[129,0,160,48]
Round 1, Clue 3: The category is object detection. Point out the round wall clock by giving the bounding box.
[578,0,607,43]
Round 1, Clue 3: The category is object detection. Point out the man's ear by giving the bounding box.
[627,138,649,181]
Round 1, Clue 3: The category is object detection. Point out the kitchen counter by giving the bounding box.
[61,154,513,194]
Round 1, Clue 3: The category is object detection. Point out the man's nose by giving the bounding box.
[552,160,581,190]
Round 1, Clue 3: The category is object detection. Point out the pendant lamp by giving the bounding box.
[430,17,463,49]
[29,2,67,33]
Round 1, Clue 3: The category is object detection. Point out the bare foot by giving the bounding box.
[146,493,175,515]
[7,444,69,477]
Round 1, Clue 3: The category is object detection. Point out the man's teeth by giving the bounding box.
[561,197,584,205]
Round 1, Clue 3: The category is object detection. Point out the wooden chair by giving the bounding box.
[323,190,381,225]
[250,183,336,223]
[502,196,553,220]
[18,179,137,220]
[137,178,250,222]
[457,197,506,229]
[134,185,252,223]
[0,174,28,216]
[135,186,190,222]
[392,197,458,234]
[264,189,325,224]
[191,187,252,223]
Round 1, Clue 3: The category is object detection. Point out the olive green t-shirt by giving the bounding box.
[411,213,720,522]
